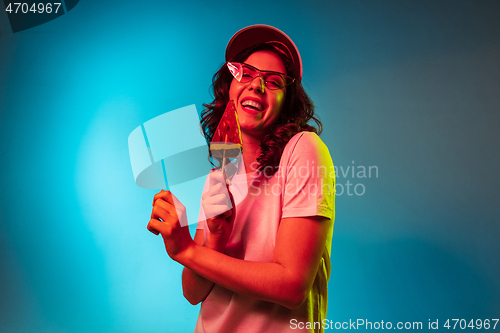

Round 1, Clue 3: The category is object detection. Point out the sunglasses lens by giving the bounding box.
[227,62,243,82]
[263,74,286,90]
[239,65,257,83]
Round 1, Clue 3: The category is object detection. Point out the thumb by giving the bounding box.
[226,183,236,218]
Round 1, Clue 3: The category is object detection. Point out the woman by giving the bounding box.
[148,25,335,332]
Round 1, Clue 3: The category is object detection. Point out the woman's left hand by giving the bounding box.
[147,190,194,261]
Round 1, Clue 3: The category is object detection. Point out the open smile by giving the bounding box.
[241,98,266,113]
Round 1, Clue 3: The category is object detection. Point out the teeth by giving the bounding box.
[242,100,263,111]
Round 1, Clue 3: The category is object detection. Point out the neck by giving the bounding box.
[241,131,263,174]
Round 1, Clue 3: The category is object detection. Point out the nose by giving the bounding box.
[249,74,265,93]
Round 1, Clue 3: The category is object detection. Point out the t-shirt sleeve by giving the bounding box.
[281,132,335,220]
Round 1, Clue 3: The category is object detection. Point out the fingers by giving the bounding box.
[151,197,176,220]
[151,190,189,228]
[202,188,233,219]
[153,191,186,212]
[202,172,235,220]
[147,219,171,236]
[168,191,186,213]
[148,190,191,239]
[209,171,226,189]
[202,190,229,205]
[226,182,235,205]
[152,189,175,207]
[147,221,160,235]
[202,182,225,200]
[203,182,232,204]
[148,198,177,236]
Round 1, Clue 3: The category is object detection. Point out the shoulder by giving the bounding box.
[283,131,331,160]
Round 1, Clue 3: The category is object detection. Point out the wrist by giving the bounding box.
[175,240,197,266]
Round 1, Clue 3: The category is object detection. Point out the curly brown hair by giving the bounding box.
[201,43,322,176]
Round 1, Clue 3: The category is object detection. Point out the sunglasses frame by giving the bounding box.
[227,61,295,90]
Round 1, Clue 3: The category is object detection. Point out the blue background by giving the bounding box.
[1,1,499,332]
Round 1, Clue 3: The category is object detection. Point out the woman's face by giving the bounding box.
[229,50,287,138]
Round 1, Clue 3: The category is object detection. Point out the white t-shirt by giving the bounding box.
[194,131,335,333]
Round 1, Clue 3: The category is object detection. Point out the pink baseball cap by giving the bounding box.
[225,25,303,81]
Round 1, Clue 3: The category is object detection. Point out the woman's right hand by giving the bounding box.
[201,171,235,248]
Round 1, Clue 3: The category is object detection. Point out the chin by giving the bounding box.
[240,123,265,136]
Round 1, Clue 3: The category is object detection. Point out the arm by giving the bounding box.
[150,133,334,309]
[181,229,226,305]
[181,172,236,304]
[180,216,330,309]
[150,198,331,310]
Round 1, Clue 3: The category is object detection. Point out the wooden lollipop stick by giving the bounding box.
[221,149,230,185]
